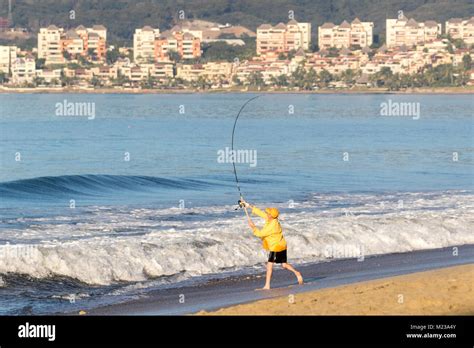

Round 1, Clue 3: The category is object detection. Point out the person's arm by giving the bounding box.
[251,206,267,220]
[252,223,273,238]
[240,199,267,220]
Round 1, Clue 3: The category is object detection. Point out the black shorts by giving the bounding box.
[268,249,287,264]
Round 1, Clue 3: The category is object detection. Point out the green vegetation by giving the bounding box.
[35,58,46,69]
[1,0,472,44]
[0,71,7,83]
[106,47,120,64]
[266,62,472,91]
[201,38,255,62]
[266,64,333,90]
[370,65,471,90]
[247,71,264,87]
[462,54,472,70]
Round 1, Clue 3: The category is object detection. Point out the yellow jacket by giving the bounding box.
[251,207,287,252]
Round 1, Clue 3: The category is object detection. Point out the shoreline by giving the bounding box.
[1,86,474,94]
[88,244,474,315]
[201,263,474,315]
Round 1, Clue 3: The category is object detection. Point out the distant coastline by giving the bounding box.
[1,86,473,94]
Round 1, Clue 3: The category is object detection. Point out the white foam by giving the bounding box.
[0,191,472,285]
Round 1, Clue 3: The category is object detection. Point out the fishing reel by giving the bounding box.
[236,199,247,210]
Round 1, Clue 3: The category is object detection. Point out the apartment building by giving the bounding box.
[68,25,107,60]
[318,18,374,49]
[39,25,107,65]
[133,26,161,62]
[60,29,84,56]
[11,57,36,84]
[35,69,61,84]
[176,61,233,82]
[0,45,17,74]
[91,65,119,84]
[134,26,201,63]
[38,25,64,64]
[83,25,107,59]
[130,66,149,82]
[129,62,175,81]
[149,63,174,80]
[176,63,205,81]
[446,17,474,45]
[234,59,292,84]
[256,20,311,55]
[386,17,441,48]
[201,61,234,81]
[74,68,94,81]
[155,31,201,61]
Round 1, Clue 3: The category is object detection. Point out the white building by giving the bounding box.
[256,20,311,55]
[318,18,373,49]
[133,26,161,63]
[38,25,64,64]
[66,25,108,60]
[446,17,474,45]
[149,62,174,80]
[386,17,441,48]
[0,45,17,74]
[35,69,61,84]
[11,57,36,84]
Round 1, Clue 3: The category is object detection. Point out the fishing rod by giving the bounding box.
[231,95,261,212]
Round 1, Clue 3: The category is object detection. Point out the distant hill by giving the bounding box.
[1,0,473,44]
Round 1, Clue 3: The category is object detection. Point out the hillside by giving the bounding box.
[0,0,473,44]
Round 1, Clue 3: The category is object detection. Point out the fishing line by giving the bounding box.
[231,95,261,208]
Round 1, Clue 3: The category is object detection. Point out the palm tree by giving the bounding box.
[341,69,357,85]
[370,67,393,88]
[91,76,101,87]
[194,76,210,90]
[0,72,7,84]
[462,54,472,70]
[318,69,333,87]
[247,71,265,87]
[290,65,306,88]
[33,76,45,87]
[303,68,317,89]
[271,74,288,87]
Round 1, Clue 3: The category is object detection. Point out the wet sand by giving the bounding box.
[201,263,474,315]
[89,244,474,315]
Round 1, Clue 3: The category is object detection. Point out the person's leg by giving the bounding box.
[257,262,273,290]
[282,263,303,285]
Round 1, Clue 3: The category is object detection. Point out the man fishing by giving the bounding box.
[240,198,303,290]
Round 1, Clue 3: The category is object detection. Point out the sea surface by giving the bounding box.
[0,93,473,314]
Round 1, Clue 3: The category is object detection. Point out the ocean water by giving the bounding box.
[0,93,473,314]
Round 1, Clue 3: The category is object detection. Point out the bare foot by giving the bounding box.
[296,272,304,285]
[255,286,271,291]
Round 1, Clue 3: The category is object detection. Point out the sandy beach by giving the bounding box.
[201,264,474,315]
[89,245,474,315]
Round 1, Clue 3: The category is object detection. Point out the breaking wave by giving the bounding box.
[0,191,472,286]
